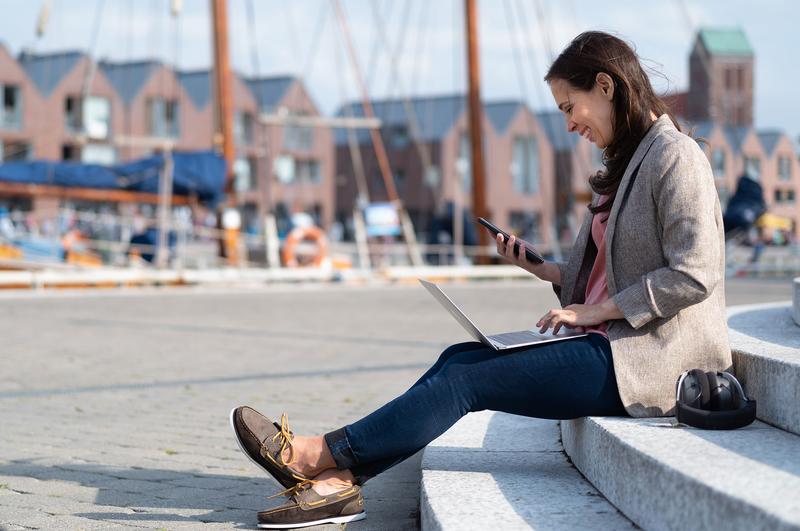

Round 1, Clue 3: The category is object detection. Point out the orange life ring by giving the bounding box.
[282,225,328,268]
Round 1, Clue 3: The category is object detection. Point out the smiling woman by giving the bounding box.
[545,31,681,215]
[229,30,731,530]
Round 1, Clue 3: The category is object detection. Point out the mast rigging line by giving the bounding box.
[367,0,436,197]
[331,0,399,204]
[79,0,106,105]
[364,0,396,95]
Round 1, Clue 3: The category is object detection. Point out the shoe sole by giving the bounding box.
[229,407,284,484]
[257,512,366,528]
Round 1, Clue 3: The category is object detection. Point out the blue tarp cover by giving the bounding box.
[0,151,226,206]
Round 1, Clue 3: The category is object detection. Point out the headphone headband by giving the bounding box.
[675,370,756,430]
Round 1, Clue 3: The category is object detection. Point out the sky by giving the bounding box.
[1,0,798,144]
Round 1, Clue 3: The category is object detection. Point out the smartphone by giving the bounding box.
[478,217,545,264]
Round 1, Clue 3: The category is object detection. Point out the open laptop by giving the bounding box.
[419,279,586,351]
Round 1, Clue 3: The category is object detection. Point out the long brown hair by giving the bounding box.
[545,31,680,214]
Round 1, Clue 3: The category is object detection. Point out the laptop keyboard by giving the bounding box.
[491,330,540,346]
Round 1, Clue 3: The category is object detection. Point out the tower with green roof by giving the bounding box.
[688,28,754,126]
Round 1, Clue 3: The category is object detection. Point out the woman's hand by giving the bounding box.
[495,233,559,282]
[537,300,623,335]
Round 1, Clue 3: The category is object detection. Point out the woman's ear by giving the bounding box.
[595,72,614,101]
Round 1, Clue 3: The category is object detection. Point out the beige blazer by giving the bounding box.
[556,114,732,417]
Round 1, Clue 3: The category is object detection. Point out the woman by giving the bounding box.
[231,31,731,529]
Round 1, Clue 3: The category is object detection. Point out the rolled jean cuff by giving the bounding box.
[323,426,359,470]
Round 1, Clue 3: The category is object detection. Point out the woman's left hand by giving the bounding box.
[537,301,621,335]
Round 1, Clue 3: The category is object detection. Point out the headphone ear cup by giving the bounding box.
[720,372,743,409]
[690,369,710,410]
[715,372,735,410]
[706,371,721,411]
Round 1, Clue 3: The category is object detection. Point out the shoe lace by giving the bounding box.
[267,412,295,467]
[268,478,318,500]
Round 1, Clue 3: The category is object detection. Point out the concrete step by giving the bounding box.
[728,302,800,436]
[420,411,634,530]
[561,416,800,531]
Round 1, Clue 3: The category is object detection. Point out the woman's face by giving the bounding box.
[549,74,615,149]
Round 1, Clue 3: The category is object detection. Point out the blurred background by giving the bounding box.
[0,0,797,283]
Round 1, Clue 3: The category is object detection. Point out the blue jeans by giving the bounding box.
[324,333,627,484]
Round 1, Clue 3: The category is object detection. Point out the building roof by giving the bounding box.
[536,111,578,151]
[756,130,784,156]
[177,70,212,109]
[18,50,84,96]
[335,94,467,145]
[698,28,753,56]
[484,101,524,134]
[245,76,295,111]
[724,125,753,155]
[98,60,161,104]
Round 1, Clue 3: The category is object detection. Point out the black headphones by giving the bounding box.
[675,369,757,430]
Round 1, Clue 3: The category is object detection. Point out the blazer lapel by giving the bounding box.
[604,115,671,294]
[561,209,594,306]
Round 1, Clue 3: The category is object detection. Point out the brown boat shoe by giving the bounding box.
[229,406,310,489]
[257,480,365,529]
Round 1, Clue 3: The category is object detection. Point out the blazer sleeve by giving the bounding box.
[612,139,721,329]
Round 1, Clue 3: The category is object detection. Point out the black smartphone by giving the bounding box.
[478,217,545,264]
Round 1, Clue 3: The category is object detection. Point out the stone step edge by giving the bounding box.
[420,411,633,531]
[727,301,800,436]
[561,416,800,531]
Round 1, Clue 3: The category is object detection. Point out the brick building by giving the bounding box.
[334,95,556,247]
[687,28,755,127]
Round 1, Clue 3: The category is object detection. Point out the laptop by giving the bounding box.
[419,279,586,351]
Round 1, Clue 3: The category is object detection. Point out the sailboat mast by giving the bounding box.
[210,0,235,192]
[464,0,489,257]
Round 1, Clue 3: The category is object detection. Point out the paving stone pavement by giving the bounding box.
[0,278,791,530]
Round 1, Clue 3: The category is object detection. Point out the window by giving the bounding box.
[711,148,726,177]
[81,144,115,165]
[64,96,111,139]
[788,190,796,203]
[234,157,257,192]
[725,68,734,90]
[147,98,180,138]
[1,84,22,130]
[61,144,81,161]
[234,111,254,145]
[457,132,472,192]
[775,190,783,203]
[283,111,313,152]
[387,125,410,149]
[65,96,81,133]
[296,159,321,184]
[0,140,31,162]
[778,156,792,182]
[84,97,110,139]
[394,168,407,186]
[511,136,540,194]
[744,156,761,181]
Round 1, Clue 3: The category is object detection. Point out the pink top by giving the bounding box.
[584,196,611,338]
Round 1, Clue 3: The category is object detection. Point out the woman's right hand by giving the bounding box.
[496,233,534,271]
[495,233,557,283]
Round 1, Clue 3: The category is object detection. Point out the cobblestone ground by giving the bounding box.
[0,277,791,530]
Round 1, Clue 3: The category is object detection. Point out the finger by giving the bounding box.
[553,321,562,335]
[517,240,526,263]
[507,235,516,259]
[495,235,505,254]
